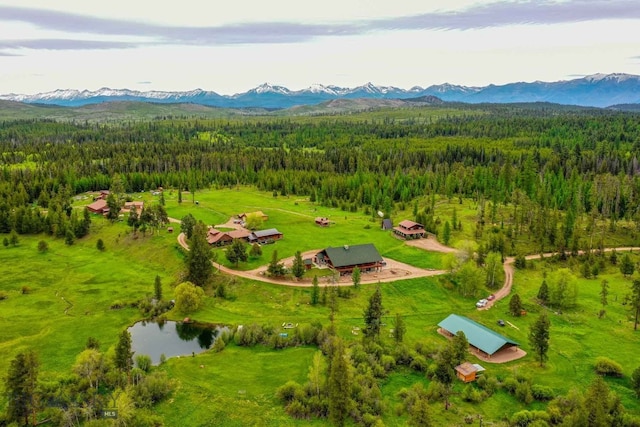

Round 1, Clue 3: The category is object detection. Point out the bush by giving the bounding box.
[461,385,484,403]
[37,240,49,252]
[212,337,226,352]
[96,239,105,251]
[409,355,428,372]
[21,286,32,295]
[135,355,152,373]
[595,357,623,377]
[0,291,8,300]
[515,382,534,404]
[476,374,499,396]
[510,410,550,427]
[531,384,555,401]
[276,381,303,403]
[503,377,519,394]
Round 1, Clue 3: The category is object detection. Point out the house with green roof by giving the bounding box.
[314,243,383,275]
[438,314,519,358]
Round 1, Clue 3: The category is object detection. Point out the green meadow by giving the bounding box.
[2,187,640,425]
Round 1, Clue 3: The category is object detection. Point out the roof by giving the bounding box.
[382,218,393,229]
[455,362,478,376]
[87,199,107,211]
[438,314,519,356]
[228,229,251,239]
[252,228,282,238]
[207,232,232,245]
[398,220,424,229]
[320,243,383,268]
[240,211,267,218]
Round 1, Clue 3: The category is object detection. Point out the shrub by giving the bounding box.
[135,355,152,373]
[477,374,499,396]
[276,381,303,403]
[515,382,533,404]
[510,410,550,427]
[212,337,226,352]
[37,240,49,252]
[595,357,623,377]
[21,286,32,295]
[0,291,8,300]
[96,239,105,251]
[531,384,555,401]
[409,355,428,372]
[461,385,484,403]
[503,377,519,394]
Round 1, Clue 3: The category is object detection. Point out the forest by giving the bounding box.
[2,103,640,426]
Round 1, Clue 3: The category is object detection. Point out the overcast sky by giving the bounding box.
[1,0,639,95]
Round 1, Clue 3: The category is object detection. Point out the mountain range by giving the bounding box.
[1,73,639,109]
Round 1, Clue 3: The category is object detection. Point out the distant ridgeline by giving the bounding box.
[1,105,640,255]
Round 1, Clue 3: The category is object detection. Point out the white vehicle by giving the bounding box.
[476,299,488,308]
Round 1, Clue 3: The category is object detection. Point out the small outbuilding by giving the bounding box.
[381,218,393,230]
[248,228,283,244]
[455,362,485,383]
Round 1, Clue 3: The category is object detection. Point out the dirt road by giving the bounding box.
[177,232,447,287]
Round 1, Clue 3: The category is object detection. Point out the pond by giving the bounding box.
[128,320,228,364]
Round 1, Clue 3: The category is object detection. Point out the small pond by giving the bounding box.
[128,320,228,364]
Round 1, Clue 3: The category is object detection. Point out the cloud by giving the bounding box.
[0,0,639,49]
[0,39,139,50]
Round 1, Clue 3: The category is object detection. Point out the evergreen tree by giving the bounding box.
[178,188,182,204]
[9,229,19,246]
[267,250,286,277]
[64,228,75,245]
[537,279,549,303]
[363,286,384,341]
[114,330,134,380]
[180,214,196,239]
[509,293,524,316]
[529,312,551,366]
[620,253,635,277]
[249,242,262,258]
[393,313,406,343]
[291,250,305,279]
[226,239,248,267]
[452,208,458,231]
[159,191,165,206]
[311,276,320,305]
[37,240,48,253]
[5,350,39,426]
[599,279,609,317]
[451,331,468,365]
[434,343,456,410]
[96,238,105,251]
[105,193,120,221]
[351,266,361,289]
[584,376,610,427]
[127,205,139,233]
[328,339,351,426]
[186,221,212,286]
[631,279,640,330]
[442,221,451,245]
[609,249,618,265]
[631,366,640,398]
[154,275,162,301]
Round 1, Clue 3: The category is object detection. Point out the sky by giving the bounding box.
[1,0,640,95]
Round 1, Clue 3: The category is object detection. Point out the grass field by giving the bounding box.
[2,187,640,425]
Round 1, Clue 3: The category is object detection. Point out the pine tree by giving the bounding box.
[363,286,384,341]
[537,279,549,303]
[311,276,320,305]
[178,188,182,204]
[154,275,162,301]
[529,312,551,366]
[249,243,262,258]
[186,221,212,286]
[351,266,361,289]
[291,251,305,279]
[631,279,640,330]
[631,366,640,398]
[409,397,431,427]
[620,253,635,277]
[180,214,196,239]
[584,376,610,427]
[105,193,120,221]
[393,313,406,343]
[267,250,286,277]
[599,279,609,317]
[328,339,351,426]
[5,351,39,426]
[509,293,524,316]
[442,221,451,245]
[114,330,134,382]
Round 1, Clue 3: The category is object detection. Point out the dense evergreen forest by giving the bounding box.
[2,105,640,255]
